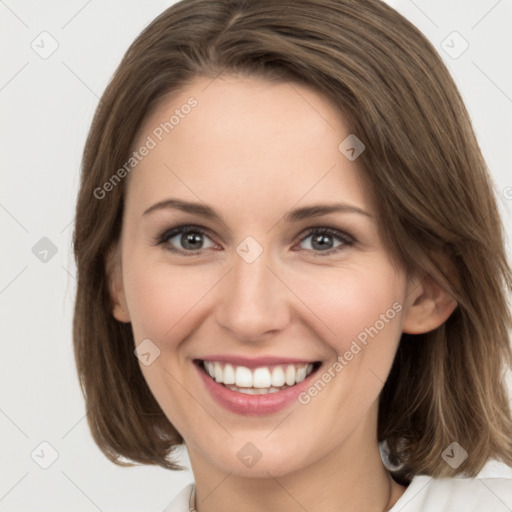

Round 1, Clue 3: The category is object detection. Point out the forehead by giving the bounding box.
[125,74,372,220]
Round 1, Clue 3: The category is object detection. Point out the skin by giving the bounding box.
[108,74,457,512]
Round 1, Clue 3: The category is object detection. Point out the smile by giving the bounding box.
[196,359,321,395]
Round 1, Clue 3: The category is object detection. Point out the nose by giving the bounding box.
[214,243,291,343]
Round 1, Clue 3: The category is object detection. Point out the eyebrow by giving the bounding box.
[142,198,373,223]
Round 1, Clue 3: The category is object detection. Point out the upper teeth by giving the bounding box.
[203,361,315,388]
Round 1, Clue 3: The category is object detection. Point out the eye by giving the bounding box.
[156,224,355,257]
[157,225,217,255]
[295,227,355,256]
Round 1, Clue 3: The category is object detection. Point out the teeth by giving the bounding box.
[235,366,253,387]
[223,364,235,385]
[296,366,307,383]
[285,365,295,386]
[214,362,223,382]
[202,360,316,390]
[253,367,271,388]
[271,366,285,387]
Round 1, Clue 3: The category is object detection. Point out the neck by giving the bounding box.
[187,406,406,512]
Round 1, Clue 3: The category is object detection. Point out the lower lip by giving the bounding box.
[195,361,320,416]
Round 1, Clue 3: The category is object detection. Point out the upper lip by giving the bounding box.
[195,355,320,369]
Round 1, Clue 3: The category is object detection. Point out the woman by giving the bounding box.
[72,0,512,510]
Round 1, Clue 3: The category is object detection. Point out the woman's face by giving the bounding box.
[110,74,421,478]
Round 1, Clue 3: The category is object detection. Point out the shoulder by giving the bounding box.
[162,482,194,512]
[390,461,512,512]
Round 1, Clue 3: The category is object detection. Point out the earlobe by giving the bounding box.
[105,243,131,323]
[402,273,457,335]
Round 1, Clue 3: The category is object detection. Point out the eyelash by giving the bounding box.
[155,224,356,257]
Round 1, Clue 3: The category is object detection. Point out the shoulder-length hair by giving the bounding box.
[72,0,512,483]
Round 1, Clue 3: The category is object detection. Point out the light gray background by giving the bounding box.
[1,1,511,511]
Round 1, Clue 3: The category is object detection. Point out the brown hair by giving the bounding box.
[72,0,512,482]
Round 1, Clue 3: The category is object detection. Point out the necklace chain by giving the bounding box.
[188,472,394,512]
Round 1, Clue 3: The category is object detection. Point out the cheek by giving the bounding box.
[123,256,215,344]
[289,263,404,355]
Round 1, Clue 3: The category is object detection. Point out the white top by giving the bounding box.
[162,461,512,512]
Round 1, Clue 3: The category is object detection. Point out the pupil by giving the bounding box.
[312,233,333,250]
[182,232,202,250]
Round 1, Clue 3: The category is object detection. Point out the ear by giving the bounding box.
[105,241,131,323]
[401,271,457,335]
